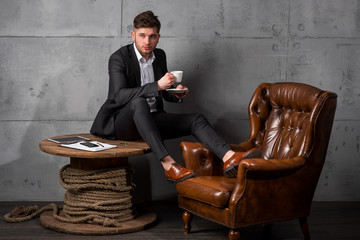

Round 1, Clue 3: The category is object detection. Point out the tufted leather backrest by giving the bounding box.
[248,82,336,160]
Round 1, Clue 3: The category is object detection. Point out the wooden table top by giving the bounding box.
[39,133,150,159]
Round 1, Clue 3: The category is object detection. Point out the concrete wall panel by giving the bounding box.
[221,0,289,38]
[287,38,360,120]
[314,121,360,201]
[162,37,287,119]
[0,0,122,36]
[0,38,128,121]
[290,0,360,38]
[0,120,91,200]
[124,0,289,38]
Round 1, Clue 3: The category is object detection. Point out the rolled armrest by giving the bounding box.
[180,141,223,176]
[230,156,307,207]
[238,156,306,173]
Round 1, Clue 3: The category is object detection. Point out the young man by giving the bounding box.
[91,11,251,182]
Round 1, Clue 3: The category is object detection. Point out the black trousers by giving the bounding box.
[114,97,230,160]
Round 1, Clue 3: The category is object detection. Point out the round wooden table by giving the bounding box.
[39,133,156,235]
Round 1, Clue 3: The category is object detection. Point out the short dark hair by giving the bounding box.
[133,11,161,33]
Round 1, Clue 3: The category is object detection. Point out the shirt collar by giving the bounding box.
[133,43,156,63]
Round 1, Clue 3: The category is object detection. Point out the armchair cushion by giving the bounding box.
[177,176,237,208]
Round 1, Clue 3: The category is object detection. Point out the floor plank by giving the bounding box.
[1,201,359,240]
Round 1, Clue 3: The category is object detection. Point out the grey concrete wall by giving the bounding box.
[0,0,359,201]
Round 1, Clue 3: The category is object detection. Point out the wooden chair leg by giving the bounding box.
[182,211,193,234]
[229,229,240,240]
[299,217,311,240]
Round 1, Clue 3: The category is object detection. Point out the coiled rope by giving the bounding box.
[4,164,135,227]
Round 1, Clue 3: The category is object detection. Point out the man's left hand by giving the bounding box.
[172,84,189,99]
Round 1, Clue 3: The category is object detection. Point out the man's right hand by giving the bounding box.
[158,73,176,90]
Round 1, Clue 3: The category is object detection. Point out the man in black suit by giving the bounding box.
[91,11,251,182]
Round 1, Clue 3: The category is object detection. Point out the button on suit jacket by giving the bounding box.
[90,44,180,139]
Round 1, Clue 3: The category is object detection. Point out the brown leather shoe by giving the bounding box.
[165,163,196,183]
[223,148,257,177]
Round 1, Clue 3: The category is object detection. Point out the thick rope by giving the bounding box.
[4,164,135,227]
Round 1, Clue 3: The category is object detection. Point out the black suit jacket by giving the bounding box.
[90,44,179,139]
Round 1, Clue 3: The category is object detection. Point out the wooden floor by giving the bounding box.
[1,201,359,240]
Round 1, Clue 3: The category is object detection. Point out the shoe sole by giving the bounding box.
[166,172,196,183]
[223,163,238,178]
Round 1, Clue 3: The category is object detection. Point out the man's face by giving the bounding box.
[131,27,160,59]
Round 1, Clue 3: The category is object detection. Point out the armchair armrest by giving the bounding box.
[239,156,306,173]
[180,141,223,176]
[230,156,307,206]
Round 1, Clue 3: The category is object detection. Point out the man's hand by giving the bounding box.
[172,84,189,99]
[158,73,176,90]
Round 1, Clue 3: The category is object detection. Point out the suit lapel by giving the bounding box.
[129,44,141,86]
[152,51,163,82]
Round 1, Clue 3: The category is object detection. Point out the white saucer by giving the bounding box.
[166,88,188,93]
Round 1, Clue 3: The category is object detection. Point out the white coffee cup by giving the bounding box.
[171,71,183,83]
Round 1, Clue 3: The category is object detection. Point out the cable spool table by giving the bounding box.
[39,133,156,235]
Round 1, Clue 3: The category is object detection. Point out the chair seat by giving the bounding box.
[176,176,237,208]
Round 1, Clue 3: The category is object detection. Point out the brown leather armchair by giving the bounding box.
[176,82,337,240]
